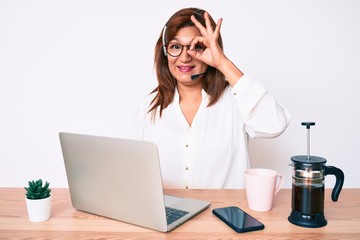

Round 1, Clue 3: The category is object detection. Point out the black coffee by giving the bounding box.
[292,184,324,215]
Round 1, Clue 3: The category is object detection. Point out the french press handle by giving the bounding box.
[324,166,344,202]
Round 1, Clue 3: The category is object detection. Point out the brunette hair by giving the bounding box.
[149,7,229,118]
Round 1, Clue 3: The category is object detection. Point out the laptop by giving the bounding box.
[59,132,210,232]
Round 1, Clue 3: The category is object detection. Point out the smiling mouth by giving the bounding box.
[178,66,194,72]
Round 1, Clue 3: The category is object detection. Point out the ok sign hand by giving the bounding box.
[188,12,225,69]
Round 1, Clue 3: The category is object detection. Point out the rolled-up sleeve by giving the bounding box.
[231,75,291,138]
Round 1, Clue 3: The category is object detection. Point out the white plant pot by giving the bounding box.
[25,195,52,222]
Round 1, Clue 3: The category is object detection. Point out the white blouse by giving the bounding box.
[132,75,291,189]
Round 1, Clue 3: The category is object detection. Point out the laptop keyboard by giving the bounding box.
[166,207,189,225]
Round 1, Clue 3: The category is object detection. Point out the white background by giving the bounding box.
[1,0,359,189]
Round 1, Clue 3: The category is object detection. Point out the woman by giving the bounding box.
[133,7,290,189]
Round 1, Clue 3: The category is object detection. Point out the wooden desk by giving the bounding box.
[0,188,359,239]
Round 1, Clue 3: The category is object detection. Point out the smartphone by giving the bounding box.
[212,206,265,233]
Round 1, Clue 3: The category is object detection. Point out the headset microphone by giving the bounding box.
[191,71,207,80]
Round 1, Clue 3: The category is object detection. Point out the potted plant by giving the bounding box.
[24,179,52,222]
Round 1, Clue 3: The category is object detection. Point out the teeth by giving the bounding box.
[179,66,193,71]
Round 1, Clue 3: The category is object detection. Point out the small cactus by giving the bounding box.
[25,179,51,200]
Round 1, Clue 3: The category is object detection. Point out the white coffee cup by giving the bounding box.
[244,168,284,212]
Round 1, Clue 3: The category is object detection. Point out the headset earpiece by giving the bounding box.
[162,25,167,57]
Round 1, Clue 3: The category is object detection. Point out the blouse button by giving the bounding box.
[185,144,189,148]
[185,166,189,170]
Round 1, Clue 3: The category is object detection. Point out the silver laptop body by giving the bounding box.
[59,132,210,232]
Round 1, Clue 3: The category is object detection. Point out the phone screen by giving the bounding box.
[212,206,265,233]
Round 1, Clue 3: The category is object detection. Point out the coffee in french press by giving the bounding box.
[288,122,344,228]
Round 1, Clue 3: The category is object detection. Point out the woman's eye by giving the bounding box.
[194,44,205,51]
[169,43,181,50]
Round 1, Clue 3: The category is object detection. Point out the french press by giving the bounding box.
[288,122,344,228]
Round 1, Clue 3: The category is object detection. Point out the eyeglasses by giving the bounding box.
[165,42,205,57]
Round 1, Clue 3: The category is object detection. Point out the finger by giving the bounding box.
[189,36,208,51]
[204,12,214,34]
[213,18,223,40]
[186,48,201,60]
[190,15,207,36]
